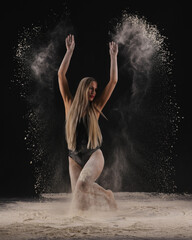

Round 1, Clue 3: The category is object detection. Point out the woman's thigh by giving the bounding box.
[69,157,82,192]
[78,149,104,183]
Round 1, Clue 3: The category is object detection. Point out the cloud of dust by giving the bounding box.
[100,13,177,192]
[16,21,74,194]
[113,14,164,97]
[31,43,55,81]
[30,21,73,88]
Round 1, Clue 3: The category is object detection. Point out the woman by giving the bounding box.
[58,34,118,210]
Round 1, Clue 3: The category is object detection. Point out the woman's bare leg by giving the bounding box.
[69,157,82,193]
[72,149,117,210]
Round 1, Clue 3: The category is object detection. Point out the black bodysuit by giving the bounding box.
[68,118,100,167]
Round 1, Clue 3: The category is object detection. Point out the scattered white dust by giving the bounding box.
[0,192,192,240]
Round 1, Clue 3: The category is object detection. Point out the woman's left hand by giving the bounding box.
[109,41,118,57]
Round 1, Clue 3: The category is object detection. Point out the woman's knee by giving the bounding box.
[76,167,92,192]
[76,177,91,193]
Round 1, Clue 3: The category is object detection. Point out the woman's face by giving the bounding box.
[88,81,97,101]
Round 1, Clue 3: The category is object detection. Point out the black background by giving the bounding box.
[2,0,191,197]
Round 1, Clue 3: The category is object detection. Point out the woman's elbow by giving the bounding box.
[58,71,66,81]
[58,70,62,78]
[110,77,118,84]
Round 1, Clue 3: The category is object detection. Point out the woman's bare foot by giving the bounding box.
[106,190,117,210]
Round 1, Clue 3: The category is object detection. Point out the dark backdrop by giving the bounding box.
[2,0,191,197]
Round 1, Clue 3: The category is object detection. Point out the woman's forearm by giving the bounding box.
[58,50,73,77]
[58,35,75,78]
[110,56,118,83]
[109,42,118,83]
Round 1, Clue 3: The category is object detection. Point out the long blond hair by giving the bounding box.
[65,77,103,151]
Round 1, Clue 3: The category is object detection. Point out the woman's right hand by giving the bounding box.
[65,34,75,53]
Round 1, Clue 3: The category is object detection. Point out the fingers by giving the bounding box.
[72,34,74,42]
[66,34,75,43]
[65,34,75,51]
[109,41,118,56]
[65,35,117,53]
[109,41,118,49]
[109,41,116,45]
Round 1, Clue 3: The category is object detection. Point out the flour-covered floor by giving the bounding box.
[0,192,192,240]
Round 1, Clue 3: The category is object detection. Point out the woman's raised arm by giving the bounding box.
[58,34,75,112]
[95,42,118,112]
